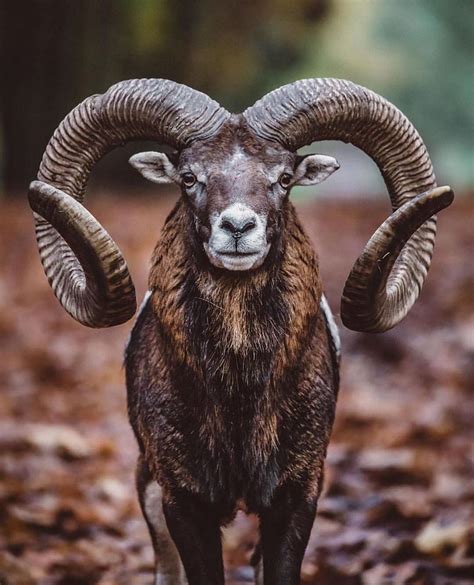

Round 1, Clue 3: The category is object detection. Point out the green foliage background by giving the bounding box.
[0,0,472,192]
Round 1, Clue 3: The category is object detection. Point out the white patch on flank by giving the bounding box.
[138,290,152,317]
[144,482,187,585]
[124,290,152,354]
[320,294,341,359]
[254,558,264,584]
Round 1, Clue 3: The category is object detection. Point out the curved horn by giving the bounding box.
[341,186,453,331]
[29,79,230,327]
[243,78,454,332]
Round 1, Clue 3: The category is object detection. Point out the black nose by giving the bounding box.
[220,217,257,237]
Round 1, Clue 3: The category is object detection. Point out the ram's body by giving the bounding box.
[126,197,339,508]
[125,196,339,583]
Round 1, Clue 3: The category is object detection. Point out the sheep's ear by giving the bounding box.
[293,154,340,186]
[129,151,179,184]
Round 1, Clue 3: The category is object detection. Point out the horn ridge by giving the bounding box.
[31,79,230,327]
[244,78,453,331]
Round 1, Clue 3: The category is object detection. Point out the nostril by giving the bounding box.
[221,219,238,234]
[241,219,256,233]
[220,217,257,235]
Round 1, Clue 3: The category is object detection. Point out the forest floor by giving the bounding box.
[0,192,473,585]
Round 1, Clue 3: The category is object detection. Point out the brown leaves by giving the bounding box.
[1,424,93,460]
[1,194,473,584]
[415,519,472,558]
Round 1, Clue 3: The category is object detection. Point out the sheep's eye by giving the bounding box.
[182,172,196,188]
[279,173,292,188]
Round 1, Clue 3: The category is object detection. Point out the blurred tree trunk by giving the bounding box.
[0,0,120,193]
[0,0,331,194]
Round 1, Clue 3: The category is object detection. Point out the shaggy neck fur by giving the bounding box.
[149,197,322,393]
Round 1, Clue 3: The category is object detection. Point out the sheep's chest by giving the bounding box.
[127,257,327,512]
[196,380,282,510]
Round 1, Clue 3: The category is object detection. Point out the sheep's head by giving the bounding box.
[129,117,339,271]
[28,78,453,331]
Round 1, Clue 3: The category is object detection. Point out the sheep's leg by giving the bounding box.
[162,490,225,585]
[258,488,318,585]
[251,544,264,585]
[136,457,187,585]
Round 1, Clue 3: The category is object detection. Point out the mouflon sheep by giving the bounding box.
[28,77,453,584]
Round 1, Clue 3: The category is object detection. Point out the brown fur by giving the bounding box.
[125,121,339,585]
[149,196,321,378]
[126,204,337,486]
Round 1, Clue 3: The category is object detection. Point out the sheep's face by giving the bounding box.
[130,118,339,272]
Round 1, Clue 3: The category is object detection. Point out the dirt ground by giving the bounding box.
[0,192,473,585]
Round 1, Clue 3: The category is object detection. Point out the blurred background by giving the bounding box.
[1,0,473,194]
[0,1,473,584]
